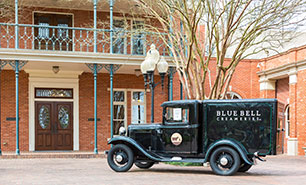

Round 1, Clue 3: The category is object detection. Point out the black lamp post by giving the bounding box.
[141,44,169,123]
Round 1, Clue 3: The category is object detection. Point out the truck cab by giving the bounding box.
[107,99,277,176]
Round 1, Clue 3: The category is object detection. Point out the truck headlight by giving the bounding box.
[119,127,126,136]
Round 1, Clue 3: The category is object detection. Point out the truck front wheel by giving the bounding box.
[209,146,241,176]
[107,144,134,172]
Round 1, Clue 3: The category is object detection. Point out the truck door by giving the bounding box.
[160,106,198,154]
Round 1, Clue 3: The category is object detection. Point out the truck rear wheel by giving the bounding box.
[107,144,134,172]
[209,146,241,176]
[135,162,154,169]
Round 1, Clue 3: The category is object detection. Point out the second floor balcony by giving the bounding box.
[0,0,170,60]
[0,23,169,56]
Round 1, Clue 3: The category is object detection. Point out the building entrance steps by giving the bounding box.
[0,151,107,159]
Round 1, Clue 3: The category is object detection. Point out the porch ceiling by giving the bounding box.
[19,0,144,14]
[3,60,143,75]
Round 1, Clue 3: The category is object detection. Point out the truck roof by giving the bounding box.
[161,99,277,107]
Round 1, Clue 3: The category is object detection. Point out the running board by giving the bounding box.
[159,157,205,163]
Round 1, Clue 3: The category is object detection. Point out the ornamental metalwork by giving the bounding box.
[35,88,73,98]
[58,106,69,129]
[39,106,50,129]
[0,23,169,56]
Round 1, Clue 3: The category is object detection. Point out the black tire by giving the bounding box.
[209,146,241,176]
[238,163,252,172]
[135,162,154,169]
[107,144,134,172]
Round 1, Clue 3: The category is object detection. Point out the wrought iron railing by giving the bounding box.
[0,23,169,56]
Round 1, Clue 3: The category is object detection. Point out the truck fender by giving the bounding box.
[204,139,253,165]
[108,136,161,162]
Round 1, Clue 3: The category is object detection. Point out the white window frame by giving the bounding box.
[113,90,127,136]
[131,90,146,124]
[285,105,290,138]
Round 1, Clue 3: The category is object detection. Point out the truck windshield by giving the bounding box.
[165,107,189,123]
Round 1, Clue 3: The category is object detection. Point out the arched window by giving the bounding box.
[225,92,242,99]
[285,105,290,138]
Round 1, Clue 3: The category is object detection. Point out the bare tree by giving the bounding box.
[137,0,306,100]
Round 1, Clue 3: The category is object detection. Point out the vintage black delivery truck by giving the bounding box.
[107,99,277,176]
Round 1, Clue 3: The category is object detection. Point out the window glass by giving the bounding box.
[131,91,146,124]
[113,91,126,135]
[113,20,126,54]
[132,21,145,55]
[165,107,189,123]
[113,91,125,102]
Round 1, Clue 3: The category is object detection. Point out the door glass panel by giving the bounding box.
[58,106,69,129]
[58,23,69,39]
[38,22,50,39]
[39,105,50,129]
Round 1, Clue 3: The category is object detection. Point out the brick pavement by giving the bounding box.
[0,155,305,185]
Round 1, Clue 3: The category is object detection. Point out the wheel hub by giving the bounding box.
[220,157,228,166]
[115,154,123,163]
[218,154,233,168]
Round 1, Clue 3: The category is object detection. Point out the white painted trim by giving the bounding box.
[29,76,79,151]
[289,73,297,84]
[259,78,276,91]
[287,138,298,156]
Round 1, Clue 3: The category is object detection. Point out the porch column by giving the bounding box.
[104,64,121,140]
[0,61,8,155]
[259,76,276,98]
[109,0,114,54]
[168,67,176,101]
[86,63,103,154]
[288,70,298,155]
[93,0,98,53]
[9,60,27,155]
[15,0,19,49]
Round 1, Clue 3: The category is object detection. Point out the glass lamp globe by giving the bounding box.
[149,44,160,64]
[157,56,169,74]
[146,55,156,73]
[141,59,148,74]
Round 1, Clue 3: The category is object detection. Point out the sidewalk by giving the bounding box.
[0,151,106,159]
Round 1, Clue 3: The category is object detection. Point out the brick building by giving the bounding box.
[0,0,305,156]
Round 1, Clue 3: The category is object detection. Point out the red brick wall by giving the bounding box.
[276,78,289,105]
[79,72,168,151]
[296,70,306,155]
[1,70,29,152]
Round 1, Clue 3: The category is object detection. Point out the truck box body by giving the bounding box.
[203,99,277,155]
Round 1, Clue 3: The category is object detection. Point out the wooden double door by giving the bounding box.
[35,102,73,151]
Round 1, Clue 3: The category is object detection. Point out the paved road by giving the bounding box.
[0,155,305,185]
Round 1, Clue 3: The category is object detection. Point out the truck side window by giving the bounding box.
[165,107,189,123]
